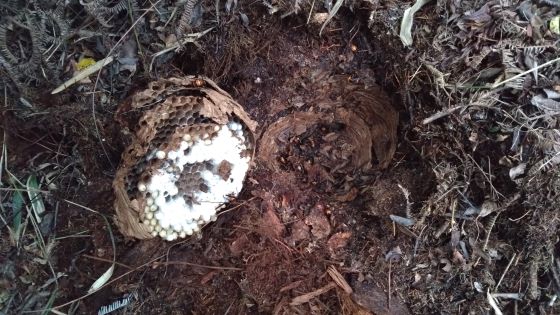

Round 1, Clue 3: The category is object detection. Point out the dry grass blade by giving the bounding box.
[319,0,344,36]
[149,27,214,72]
[491,56,560,89]
[62,199,117,296]
[422,106,462,124]
[51,56,115,94]
[399,0,432,46]
[88,265,115,294]
[90,0,163,167]
[486,290,503,315]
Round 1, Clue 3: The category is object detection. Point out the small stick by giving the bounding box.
[422,106,462,124]
[290,282,337,306]
[387,260,392,309]
[82,254,132,270]
[491,56,560,89]
[495,252,516,291]
[153,260,243,271]
[51,56,115,94]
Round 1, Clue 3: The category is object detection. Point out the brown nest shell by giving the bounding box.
[113,76,257,239]
[258,75,398,173]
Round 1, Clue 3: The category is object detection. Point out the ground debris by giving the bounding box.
[3,0,560,313]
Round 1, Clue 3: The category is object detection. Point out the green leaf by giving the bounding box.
[26,175,45,223]
[11,190,23,231]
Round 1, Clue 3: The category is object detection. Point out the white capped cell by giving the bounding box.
[138,183,147,192]
[142,122,251,240]
[161,220,171,229]
[168,185,179,196]
[180,141,190,151]
[155,211,164,221]
[156,150,166,159]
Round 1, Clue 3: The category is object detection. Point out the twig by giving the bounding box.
[51,56,114,94]
[91,0,165,168]
[149,27,214,72]
[290,282,337,306]
[153,261,243,271]
[491,56,560,89]
[81,254,133,270]
[491,293,522,300]
[487,290,504,315]
[25,253,167,313]
[466,154,504,199]
[387,260,392,309]
[495,252,516,291]
[306,0,316,24]
[450,198,457,231]
[422,106,462,124]
[413,225,426,258]
[319,0,344,36]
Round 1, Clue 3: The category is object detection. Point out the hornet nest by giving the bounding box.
[114,76,256,240]
[259,75,398,177]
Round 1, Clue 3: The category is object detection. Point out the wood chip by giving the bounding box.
[290,282,337,306]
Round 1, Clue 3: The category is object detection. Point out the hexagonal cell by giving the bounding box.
[114,77,256,241]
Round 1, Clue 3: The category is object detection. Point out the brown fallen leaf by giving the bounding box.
[336,187,359,202]
[305,203,331,239]
[327,232,352,257]
[259,198,285,238]
[290,220,310,243]
[230,234,250,257]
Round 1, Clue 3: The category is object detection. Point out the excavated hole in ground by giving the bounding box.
[90,9,441,314]
[1,7,445,314]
